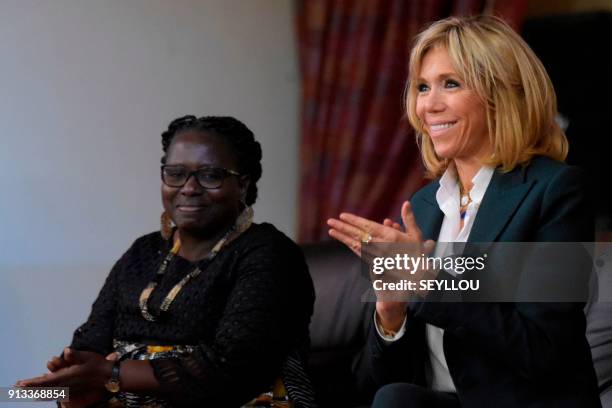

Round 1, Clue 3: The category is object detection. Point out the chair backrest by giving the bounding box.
[302,241,375,406]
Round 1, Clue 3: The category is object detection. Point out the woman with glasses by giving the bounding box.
[17,116,316,408]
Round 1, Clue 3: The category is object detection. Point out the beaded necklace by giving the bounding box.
[139,207,253,322]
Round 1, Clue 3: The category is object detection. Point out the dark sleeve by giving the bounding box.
[69,254,125,355]
[412,165,594,380]
[149,236,315,406]
[361,307,427,388]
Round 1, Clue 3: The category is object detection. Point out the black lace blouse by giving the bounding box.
[70,223,315,406]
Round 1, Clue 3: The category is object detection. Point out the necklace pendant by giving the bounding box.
[460,195,470,206]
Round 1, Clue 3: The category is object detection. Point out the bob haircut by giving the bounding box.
[406,15,568,178]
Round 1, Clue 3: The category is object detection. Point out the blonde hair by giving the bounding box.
[406,15,568,177]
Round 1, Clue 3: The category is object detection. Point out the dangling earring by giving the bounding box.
[237,197,253,223]
[236,204,254,230]
[160,211,173,240]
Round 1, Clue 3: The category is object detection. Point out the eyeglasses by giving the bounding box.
[161,165,241,189]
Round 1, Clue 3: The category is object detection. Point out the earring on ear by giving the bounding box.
[160,211,173,240]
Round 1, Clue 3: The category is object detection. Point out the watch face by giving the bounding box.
[105,380,120,393]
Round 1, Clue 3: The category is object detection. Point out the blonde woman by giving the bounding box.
[328,16,600,407]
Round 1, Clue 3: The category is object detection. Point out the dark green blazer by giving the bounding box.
[367,156,601,407]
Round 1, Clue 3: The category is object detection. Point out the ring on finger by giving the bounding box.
[361,233,373,244]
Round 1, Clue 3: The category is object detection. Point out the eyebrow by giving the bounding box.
[163,164,220,169]
[415,72,459,83]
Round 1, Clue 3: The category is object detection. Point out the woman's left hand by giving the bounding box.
[327,201,434,256]
[328,200,436,308]
[15,348,112,394]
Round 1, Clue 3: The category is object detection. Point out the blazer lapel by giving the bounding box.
[468,166,535,243]
[412,182,444,241]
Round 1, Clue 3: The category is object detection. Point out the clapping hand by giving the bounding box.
[327,201,434,256]
[327,201,436,332]
[16,347,118,408]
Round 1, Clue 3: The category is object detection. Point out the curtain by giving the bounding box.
[296,0,528,243]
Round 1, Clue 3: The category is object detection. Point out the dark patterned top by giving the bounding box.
[71,223,315,406]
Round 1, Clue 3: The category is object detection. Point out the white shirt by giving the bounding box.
[374,164,494,392]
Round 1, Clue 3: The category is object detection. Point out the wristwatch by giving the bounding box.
[104,360,121,393]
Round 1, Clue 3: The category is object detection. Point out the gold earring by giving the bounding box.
[160,211,173,240]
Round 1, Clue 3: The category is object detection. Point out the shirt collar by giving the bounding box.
[436,163,494,209]
[470,165,495,204]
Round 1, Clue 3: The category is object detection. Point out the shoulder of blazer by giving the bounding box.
[469,156,589,242]
[520,156,586,210]
[409,156,571,203]
[522,155,575,183]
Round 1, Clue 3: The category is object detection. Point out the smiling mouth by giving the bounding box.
[177,205,206,212]
[428,121,457,134]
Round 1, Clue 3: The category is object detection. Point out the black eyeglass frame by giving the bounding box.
[161,165,242,189]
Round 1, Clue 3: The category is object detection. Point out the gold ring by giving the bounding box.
[361,233,372,244]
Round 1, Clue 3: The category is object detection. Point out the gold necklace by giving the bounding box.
[139,207,254,322]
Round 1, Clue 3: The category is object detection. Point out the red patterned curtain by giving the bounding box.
[296,0,528,243]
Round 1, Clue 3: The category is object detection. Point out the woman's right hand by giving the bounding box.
[47,348,119,408]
